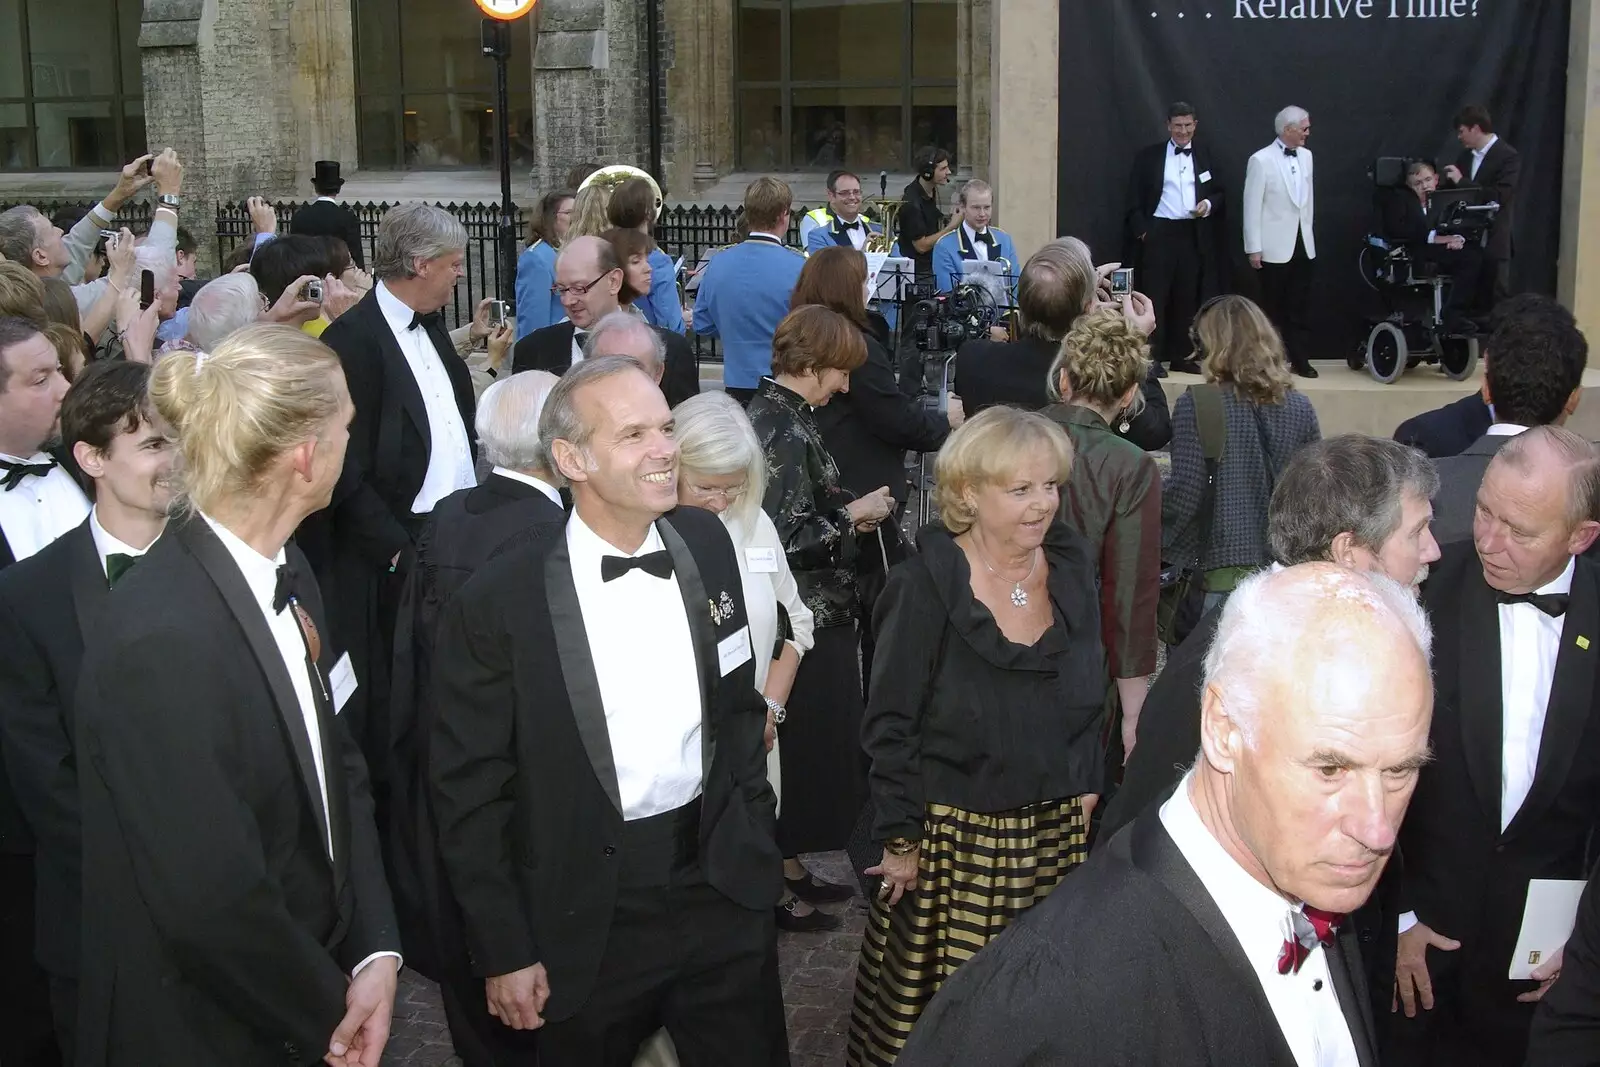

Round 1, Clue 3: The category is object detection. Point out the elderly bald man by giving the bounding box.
[899,563,1434,1066]
[387,368,567,1067]
[1394,425,1600,1067]
[513,238,700,407]
[584,310,700,408]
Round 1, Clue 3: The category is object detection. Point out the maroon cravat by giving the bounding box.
[1278,906,1344,975]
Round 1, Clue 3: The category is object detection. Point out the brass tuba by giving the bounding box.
[863,194,903,255]
[578,164,664,222]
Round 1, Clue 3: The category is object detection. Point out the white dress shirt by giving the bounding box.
[838,216,869,251]
[1277,139,1307,205]
[1471,134,1499,181]
[1157,141,1199,219]
[1499,556,1574,830]
[88,507,157,578]
[567,511,704,821]
[374,282,476,515]
[962,222,992,262]
[490,466,562,507]
[1485,421,1527,438]
[0,454,90,562]
[200,514,401,979]
[1162,774,1360,1067]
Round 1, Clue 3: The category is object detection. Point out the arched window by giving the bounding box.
[737,0,957,171]
[0,0,145,169]
[353,0,533,169]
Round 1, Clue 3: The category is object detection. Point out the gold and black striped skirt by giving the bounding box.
[844,796,1089,1066]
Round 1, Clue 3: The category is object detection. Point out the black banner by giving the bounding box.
[1058,0,1570,360]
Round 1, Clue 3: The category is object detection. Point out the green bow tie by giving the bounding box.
[105,552,139,589]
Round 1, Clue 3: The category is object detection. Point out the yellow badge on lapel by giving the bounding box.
[1579,636,1591,651]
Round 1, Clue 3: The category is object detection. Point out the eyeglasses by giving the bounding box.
[834,189,864,201]
[552,270,616,298]
[685,481,748,504]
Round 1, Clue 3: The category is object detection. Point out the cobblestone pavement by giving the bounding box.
[384,851,865,1066]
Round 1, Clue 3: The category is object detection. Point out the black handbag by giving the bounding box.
[1157,384,1226,645]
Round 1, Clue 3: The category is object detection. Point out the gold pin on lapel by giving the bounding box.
[1579,636,1591,651]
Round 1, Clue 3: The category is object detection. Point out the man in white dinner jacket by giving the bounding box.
[1243,105,1317,379]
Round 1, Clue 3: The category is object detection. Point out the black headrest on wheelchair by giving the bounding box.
[1370,156,1421,189]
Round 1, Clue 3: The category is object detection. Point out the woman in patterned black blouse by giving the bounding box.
[747,304,889,932]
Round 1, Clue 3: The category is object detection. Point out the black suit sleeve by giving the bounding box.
[853,337,949,456]
[1528,866,1600,1064]
[427,588,540,978]
[320,315,414,568]
[77,629,350,1054]
[661,330,701,409]
[1119,363,1171,451]
[862,563,943,841]
[0,593,78,886]
[1124,148,1151,258]
[343,214,365,271]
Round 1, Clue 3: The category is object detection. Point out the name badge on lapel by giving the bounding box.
[329,652,359,713]
[1199,170,1213,184]
[717,627,753,677]
[745,546,779,573]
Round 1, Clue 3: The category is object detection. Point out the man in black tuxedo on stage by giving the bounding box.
[290,160,366,269]
[429,356,783,1066]
[0,315,87,1067]
[1125,101,1225,374]
[310,203,478,807]
[75,327,400,1066]
[0,361,174,1061]
[512,236,699,406]
[1392,425,1600,1066]
[1440,105,1519,304]
[387,370,564,1067]
[900,563,1435,1066]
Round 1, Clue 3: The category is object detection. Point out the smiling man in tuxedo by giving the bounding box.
[429,356,783,1066]
[1244,105,1318,378]
[0,360,174,1061]
[1125,101,1224,375]
[1392,425,1600,1067]
[899,563,1434,1066]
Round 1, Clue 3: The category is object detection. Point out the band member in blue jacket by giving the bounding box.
[932,180,1017,293]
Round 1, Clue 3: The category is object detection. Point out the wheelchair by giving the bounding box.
[1351,157,1498,384]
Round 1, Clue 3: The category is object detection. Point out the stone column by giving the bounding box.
[663,0,733,197]
[956,0,991,180]
[530,0,652,191]
[288,0,358,196]
[140,0,306,273]
[1560,0,1600,358]
[989,0,1057,262]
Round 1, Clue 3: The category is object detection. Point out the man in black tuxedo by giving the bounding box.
[311,203,478,810]
[429,356,783,1066]
[1440,105,1520,304]
[1392,426,1600,1066]
[75,327,400,1065]
[1104,434,1441,1041]
[899,563,1435,1066]
[387,370,564,1067]
[0,315,87,1067]
[512,236,699,406]
[582,309,700,409]
[953,241,1170,449]
[1124,101,1225,374]
[0,361,174,1061]
[290,160,366,269]
[1428,297,1587,545]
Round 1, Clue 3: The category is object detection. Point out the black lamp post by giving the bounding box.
[480,17,517,309]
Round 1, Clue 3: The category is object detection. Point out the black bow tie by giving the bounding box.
[0,457,56,492]
[839,218,861,231]
[573,328,588,343]
[974,230,996,248]
[272,563,306,614]
[1174,145,1193,156]
[104,552,139,589]
[408,310,444,332]
[1283,147,1299,158]
[1496,589,1570,618]
[601,550,674,583]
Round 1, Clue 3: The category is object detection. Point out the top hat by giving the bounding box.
[312,160,345,190]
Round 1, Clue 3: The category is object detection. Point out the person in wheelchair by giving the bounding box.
[1379,160,1488,322]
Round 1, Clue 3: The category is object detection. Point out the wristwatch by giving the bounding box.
[157,193,181,209]
[763,696,786,725]
[884,836,919,856]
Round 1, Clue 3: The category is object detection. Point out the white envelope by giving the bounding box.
[1509,878,1587,979]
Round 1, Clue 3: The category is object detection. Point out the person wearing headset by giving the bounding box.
[896,146,961,282]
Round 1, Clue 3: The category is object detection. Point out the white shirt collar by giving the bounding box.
[375,281,424,337]
[1475,134,1499,158]
[1275,138,1299,154]
[491,466,562,507]
[963,221,989,243]
[1485,422,1527,437]
[1161,772,1303,963]
[199,512,286,610]
[1535,556,1577,598]
[566,508,663,571]
[748,230,786,243]
[89,507,157,571]
[0,450,52,466]
[315,195,339,204]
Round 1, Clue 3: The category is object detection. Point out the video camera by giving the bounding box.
[909,282,1001,353]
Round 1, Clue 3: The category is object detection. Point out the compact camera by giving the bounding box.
[488,299,509,330]
[1109,268,1135,297]
[302,279,324,303]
